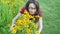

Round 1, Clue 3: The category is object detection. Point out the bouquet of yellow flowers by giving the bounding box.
[11,10,40,34]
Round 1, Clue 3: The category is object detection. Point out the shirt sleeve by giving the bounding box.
[20,6,26,14]
[39,9,43,17]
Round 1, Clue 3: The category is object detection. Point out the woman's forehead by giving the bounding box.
[29,3,36,8]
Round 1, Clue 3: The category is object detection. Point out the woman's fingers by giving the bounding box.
[10,24,15,31]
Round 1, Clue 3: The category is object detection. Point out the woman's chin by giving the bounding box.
[29,13,35,15]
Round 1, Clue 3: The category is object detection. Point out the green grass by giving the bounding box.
[39,0,60,34]
[0,0,60,34]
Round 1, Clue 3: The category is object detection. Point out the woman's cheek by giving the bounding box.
[29,9,36,14]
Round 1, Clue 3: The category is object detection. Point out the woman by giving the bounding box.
[10,0,43,33]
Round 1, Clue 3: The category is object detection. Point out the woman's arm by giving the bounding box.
[38,17,43,32]
[10,13,21,30]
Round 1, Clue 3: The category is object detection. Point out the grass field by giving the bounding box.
[40,0,60,34]
[0,0,60,34]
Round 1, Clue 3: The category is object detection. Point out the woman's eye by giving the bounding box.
[29,7,36,10]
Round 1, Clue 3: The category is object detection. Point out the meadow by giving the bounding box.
[0,0,60,34]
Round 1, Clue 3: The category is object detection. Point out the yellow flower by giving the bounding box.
[13,9,41,34]
[16,20,25,25]
[2,1,9,4]
[33,18,35,20]
[23,10,30,18]
[35,15,40,18]
[33,23,38,28]
[19,0,25,4]
[26,29,32,34]
[29,15,34,18]
[12,27,17,34]
[17,26,22,30]
[36,31,40,34]
[24,10,29,14]
[10,2,16,7]
[24,24,29,28]
[22,14,27,18]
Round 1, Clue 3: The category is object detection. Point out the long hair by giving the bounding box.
[25,0,40,23]
[26,0,39,15]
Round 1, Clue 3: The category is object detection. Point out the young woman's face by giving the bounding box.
[28,3,37,15]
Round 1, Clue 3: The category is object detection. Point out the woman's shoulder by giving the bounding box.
[20,6,26,14]
[39,9,43,17]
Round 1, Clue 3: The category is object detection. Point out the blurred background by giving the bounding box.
[0,0,60,34]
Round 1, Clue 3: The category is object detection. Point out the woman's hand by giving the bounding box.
[10,19,15,31]
[10,25,14,31]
